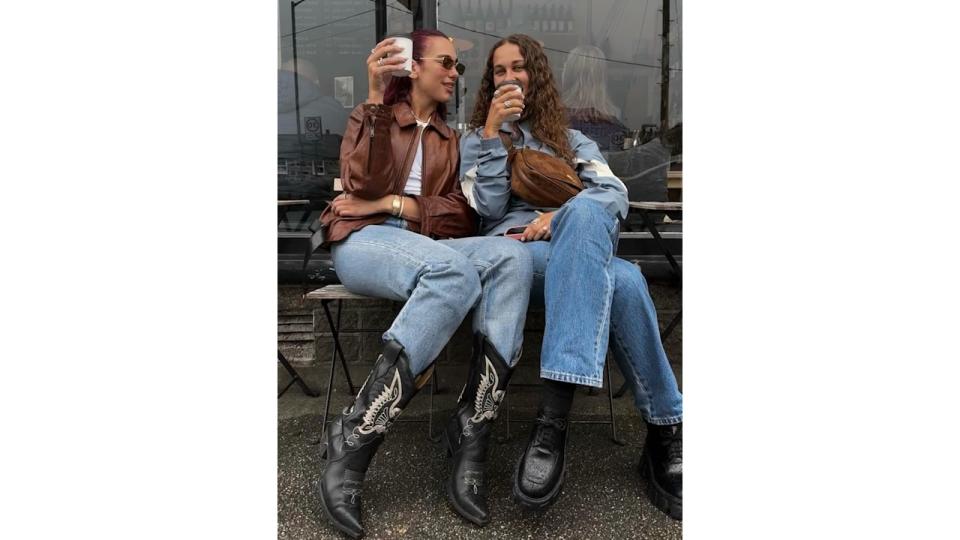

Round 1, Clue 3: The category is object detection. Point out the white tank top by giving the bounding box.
[404,120,429,196]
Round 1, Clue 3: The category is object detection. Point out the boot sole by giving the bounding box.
[442,428,490,527]
[638,452,683,521]
[511,439,568,510]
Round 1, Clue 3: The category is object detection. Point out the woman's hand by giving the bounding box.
[330,193,391,218]
[366,38,407,103]
[521,212,555,241]
[482,85,525,138]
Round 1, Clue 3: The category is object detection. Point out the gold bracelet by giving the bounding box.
[391,195,401,216]
[398,196,405,218]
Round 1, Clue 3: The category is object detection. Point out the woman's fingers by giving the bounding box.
[493,84,522,98]
[521,222,539,241]
[371,57,407,77]
[494,89,525,114]
[494,90,523,106]
[372,45,404,61]
[368,52,405,70]
[366,43,403,66]
[371,38,397,55]
[494,88,523,102]
[374,57,407,70]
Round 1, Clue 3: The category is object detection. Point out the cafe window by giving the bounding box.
[439,0,681,143]
[278,0,682,251]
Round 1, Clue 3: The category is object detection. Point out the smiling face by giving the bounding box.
[410,36,460,104]
[491,43,529,95]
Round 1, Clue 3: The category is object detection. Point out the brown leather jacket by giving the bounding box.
[319,101,477,246]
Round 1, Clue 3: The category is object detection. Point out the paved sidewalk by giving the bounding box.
[278,365,682,540]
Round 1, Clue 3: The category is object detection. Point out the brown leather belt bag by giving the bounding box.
[499,132,583,208]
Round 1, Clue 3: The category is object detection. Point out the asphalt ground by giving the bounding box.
[278,364,682,540]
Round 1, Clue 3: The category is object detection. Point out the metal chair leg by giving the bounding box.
[639,209,681,281]
[497,381,512,443]
[428,363,441,442]
[607,361,626,445]
[613,380,631,399]
[320,331,339,436]
[321,300,356,395]
[661,309,682,341]
[335,300,356,394]
[277,349,320,398]
[319,299,349,437]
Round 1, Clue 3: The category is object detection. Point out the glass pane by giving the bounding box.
[438,0,682,225]
[386,1,414,35]
[439,0,681,139]
[277,1,383,229]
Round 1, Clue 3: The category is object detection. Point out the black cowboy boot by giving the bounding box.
[638,422,683,520]
[512,406,569,509]
[442,332,514,526]
[316,340,425,539]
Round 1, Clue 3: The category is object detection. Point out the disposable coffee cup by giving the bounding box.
[495,79,523,122]
[387,36,413,77]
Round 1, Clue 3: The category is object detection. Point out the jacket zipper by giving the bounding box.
[365,114,376,173]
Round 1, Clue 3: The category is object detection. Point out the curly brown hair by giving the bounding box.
[468,34,575,164]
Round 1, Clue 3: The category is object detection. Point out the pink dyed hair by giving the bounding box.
[383,28,452,120]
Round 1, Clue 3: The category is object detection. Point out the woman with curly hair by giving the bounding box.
[456,34,683,521]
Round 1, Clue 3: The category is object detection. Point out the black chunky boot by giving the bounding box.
[512,406,569,509]
[513,378,574,509]
[442,332,514,526]
[638,422,683,520]
[316,340,426,539]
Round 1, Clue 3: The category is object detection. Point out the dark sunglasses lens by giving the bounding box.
[439,57,455,69]
[455,62,465,75]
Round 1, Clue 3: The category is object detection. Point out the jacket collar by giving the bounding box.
[393,101,453,139]
[498,120,531,146]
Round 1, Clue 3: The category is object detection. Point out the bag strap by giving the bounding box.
[498,131,515,153]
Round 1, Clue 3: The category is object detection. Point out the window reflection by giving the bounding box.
[277,0,682,225]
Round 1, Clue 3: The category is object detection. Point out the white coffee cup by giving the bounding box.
[388,36,413,77]
[495,80,523,122]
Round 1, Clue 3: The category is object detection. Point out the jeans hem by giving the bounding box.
[540,369,603,388]
[644,414,683,426]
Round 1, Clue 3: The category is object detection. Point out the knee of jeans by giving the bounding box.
[428,254,482,305]
[614,262,652,304]
[495,241,534,281]
[557,197,612,230]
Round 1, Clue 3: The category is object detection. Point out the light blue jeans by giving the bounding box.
[523,197,683,425]
[330,217,533,375]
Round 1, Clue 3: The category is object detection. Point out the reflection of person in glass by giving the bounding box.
[316,29,534,538]
[561,45,629,152]
[460,34,683,520]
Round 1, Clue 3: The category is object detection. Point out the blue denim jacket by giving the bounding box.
[458,121,629,236]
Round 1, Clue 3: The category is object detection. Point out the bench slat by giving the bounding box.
[629,201,682,211]
[304,285,379,301]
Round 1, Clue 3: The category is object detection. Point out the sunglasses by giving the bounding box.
[416,55,466,75]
